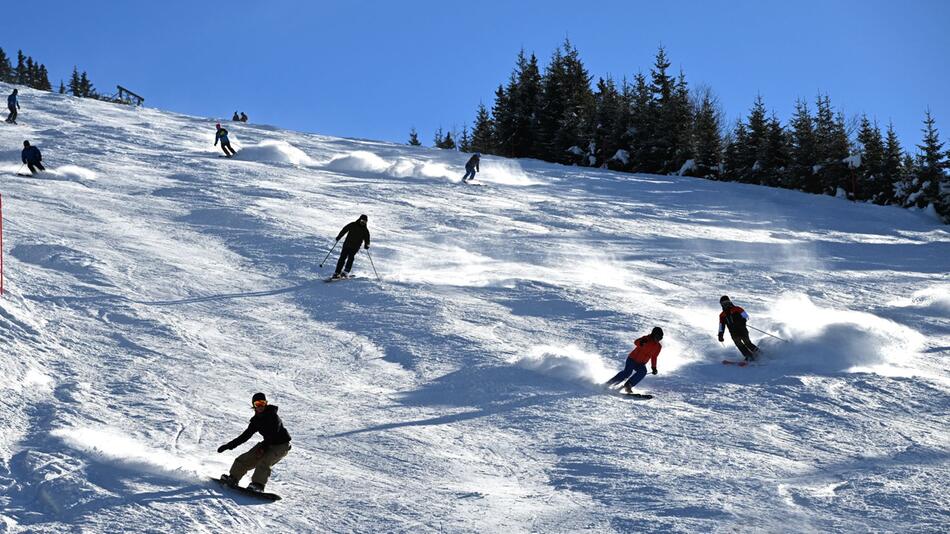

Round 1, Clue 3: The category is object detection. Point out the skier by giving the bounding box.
[605,327,663,394]
[6,89,20,124]
[21,140,44,174]
[718,295,759,361]
[214,123,236,157]
[332,214,371,279]
[240,112,248,122]
[461,152,480,182]
[217,392,292,492]
[232,111,240,121]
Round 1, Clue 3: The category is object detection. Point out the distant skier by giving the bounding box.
[462,153,480,182]
[232,111,240,121]
[217,392,292,492]
[6,89,20,124]
[214,123,236,157]
[240,112,248,122]
[332,214,371,279]
[605,327,663,394]
[21,140,44,174]
[718,295,759,361]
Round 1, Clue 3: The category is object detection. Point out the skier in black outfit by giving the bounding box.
[6,89,19,124]
[718,295,759,361]
[21,140,44,174]
[218,392,292,492]
[232,111,240,121]
[333,214,371,279]
[462,153,480,182]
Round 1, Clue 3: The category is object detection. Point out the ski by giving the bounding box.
[212,477,281,501]
[619,393,654,400]
[722,359,750,367]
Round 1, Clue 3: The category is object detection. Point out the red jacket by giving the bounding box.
[628,336,661,368]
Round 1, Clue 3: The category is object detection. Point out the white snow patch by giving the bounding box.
[515,344,614,385]
[235,140,315,166]
[477,159,542,186]
[611,149,629,165]
[324,150,390,173]
[47,165,97,182]
[678,159,697,176]
[887,284,950,313]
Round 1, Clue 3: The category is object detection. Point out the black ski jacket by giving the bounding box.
[336,221,370,250]
[465,154,480,171]
[22,146,42,164]
[221,405,292,450]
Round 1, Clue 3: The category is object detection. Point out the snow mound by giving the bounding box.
[887,284,950,313]
[324,150,390,173]
[235,140,315,166]
[477,158,542,186]
[386,158,456,181]
[762,294,925,374]
[515,344,615,386]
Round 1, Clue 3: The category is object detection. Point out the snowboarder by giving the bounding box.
[214,123,236,157]
[462,153,480,182]
[240,112,248,122]
[21,140,44,174]
[232,111,240,121]
[332,214,371,279]
[718,295,759,361]
[605,327,663,394]
[217,392,292,492]
[6,89,20,124]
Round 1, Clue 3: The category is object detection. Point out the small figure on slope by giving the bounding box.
[332,214,371,279]
[718,295,759,361]
[240,112,248,122]
[217,392,292,492]
[21,140,44,174]
[6,89,20,124]
[232,111,240,121]
[214,123,236,157]
[605,327,663,394]
[461,153,480,182]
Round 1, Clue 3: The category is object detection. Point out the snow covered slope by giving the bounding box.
[0,84,948,533]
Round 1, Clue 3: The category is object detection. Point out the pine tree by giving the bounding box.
[813,94,851,194]
[59,80,66,94]
[441,131,456,150]
[554,40,595,165]
[491,84,514,156]
[433,126,445,148]
[691,87,722,178]
[458,125,472,153]
[536,46,566,162]
[506,50,542,158]
[856,115,886,202]
[912,110,947,214]
[723,121,752,181]
[743,95,770,183]
[25,57,35,88]
[668,71,695,173]
[407,127,422,146]
[788,99,819,192]
[470,103,495,155]
[79,71,95,98]
[0,48,13,83]
[644,46,676,172]
[15,50,26,85]
[592,76,623,167]
[627,73,653,173]
[761,115,789,187]
[69,67,82,96]
[36,64,52,91]
[880,122,904,204]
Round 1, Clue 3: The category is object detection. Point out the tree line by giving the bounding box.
[414,41,948,222]
[1,46,103,99]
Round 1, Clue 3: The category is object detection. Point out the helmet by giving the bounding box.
[358,214,368,222]
[474,152,481,157]
[216,123,221,128]
[23,140,30,147]
[651,327,664,341]
[251,392,267,403]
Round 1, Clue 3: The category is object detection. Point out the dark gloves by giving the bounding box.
[718,334,724,342]
[651,368,658,375]
[217,445,228,453]
[364,245,369,250]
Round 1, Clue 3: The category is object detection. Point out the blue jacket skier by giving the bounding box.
[462,153,480,182]
[215,123,236,157]
[21,140,44,174]
[6,89,19,124]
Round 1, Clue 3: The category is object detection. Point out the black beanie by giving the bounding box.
[358,214,368,221]
[252,392,267,403]
[651,327,664,340]
[720,295,731,304]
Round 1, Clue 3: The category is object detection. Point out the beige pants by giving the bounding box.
[229,442,291,485]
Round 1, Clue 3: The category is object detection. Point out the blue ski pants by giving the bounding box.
[606,359,647,389]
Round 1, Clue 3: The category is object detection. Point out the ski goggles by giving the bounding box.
[253,400,268,408]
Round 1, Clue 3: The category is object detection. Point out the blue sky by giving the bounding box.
[4,0,948,151]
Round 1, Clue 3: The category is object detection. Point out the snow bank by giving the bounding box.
[324,150,390,173]
[52,426,217,482]
[235,140,315,166]
[761,294,925,374]
[324,151,456,181]
[515,344,615,386]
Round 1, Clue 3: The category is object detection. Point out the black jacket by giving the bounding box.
[465,154,480,171]
[336,220,370,250]
[22,146,42,164]
[221,405,292,450]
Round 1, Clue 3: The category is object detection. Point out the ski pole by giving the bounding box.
[16,164,24,175]
[318,240,338,269]
[748,325,788,343]
[366,249,381,282]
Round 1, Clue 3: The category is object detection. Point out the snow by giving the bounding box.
[1,84,949,533]
[677,158,696,176]
[610,149,629,165]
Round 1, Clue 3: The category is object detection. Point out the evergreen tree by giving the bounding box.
[761,115,789,187]
[25,57,35,88]
[591,76,623,167]
[813,94,851,194]
[788,99,819,192]
[536,46,566,162]
[627,72,653,173]
[643,46,676,172]
[668,71,695,173]
[36,64,52,91]
[880,122,904,204]
[491,84,515,156]
[723,121,753,181]
[743,95,770,183]
[433,126,445,148]
[407,127,422,146]
[0,47,12,83]
[69,67,82,96]
[440,131,456,150]
[59,80,66,94]
[79,71,95,98]
[470,103,495,155]
[458,125,472,153]
[691,87,722,178]
[15,50,26,85]
[506,50,542,158]
[855,115,886,202]
[911,110,947,213]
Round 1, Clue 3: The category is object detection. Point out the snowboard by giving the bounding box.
[722,359,751,367]
[212,477,281,501]
[619,393,654,400]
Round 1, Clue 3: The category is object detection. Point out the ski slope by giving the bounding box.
[0,84,948,533]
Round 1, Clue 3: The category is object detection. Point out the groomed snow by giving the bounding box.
[1,84,948,533]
